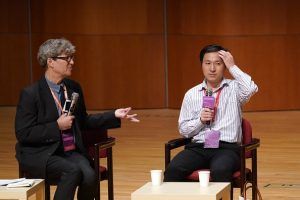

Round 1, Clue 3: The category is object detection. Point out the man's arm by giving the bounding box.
[178,92,206,138]
[219,50,258,104]
[229,66,258,104]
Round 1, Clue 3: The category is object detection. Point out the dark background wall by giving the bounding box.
[1,0,300,111]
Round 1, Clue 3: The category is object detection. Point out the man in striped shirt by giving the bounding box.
[164,44,258,182]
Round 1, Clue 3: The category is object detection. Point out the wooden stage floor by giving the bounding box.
[0,107,299,199]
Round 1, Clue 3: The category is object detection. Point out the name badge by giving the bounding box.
[204,130,220,148]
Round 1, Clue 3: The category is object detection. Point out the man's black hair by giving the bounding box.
[199,44,228,63]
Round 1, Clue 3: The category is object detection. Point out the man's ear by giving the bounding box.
[47,58,54,68]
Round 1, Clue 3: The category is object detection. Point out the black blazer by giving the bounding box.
[15,76,121,178]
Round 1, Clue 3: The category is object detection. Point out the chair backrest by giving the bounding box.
[242,118,252,158]
[82,128,108,158]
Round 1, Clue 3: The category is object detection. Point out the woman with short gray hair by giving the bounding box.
[37,38,75,67]
[15,38,139,200]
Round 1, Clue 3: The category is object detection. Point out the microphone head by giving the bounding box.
[71,92,79,101]
[68,92,79,116]
[207,89,213,96]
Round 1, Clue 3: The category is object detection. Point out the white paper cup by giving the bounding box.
[198,170,210,187]
[150,170,163,186]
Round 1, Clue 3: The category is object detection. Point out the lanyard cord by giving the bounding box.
[49,85,69,114]
[214,89,222,109]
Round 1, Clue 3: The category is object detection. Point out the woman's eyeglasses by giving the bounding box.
[52,55,74,63]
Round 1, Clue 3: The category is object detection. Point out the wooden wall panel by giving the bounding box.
[0,0,30,105]
[31,0,163,34]
[0,36,31,105]
[30,0,165,109]
[2,0,300,111]
[168,0,300,35]
[168,35,300,111]
[167,0,300,111]
[0,0,28,33]
[31,34,165,109]
[287,1,300,34]
[72,36,165,109]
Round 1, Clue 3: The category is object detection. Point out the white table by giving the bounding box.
[131,182,230,200]
[0,179,44,200]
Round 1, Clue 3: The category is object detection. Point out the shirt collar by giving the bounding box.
[45,75,64,94]
[199,78,229,92]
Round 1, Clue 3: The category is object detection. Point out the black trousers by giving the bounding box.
[46,151,96,200]
[164,142,240,182]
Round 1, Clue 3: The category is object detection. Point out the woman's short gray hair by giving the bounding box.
[37,38,76,67]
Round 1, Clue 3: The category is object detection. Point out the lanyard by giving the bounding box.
[50,85,69,114]
[214,89,222,109]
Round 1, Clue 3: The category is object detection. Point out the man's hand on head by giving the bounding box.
[218,50,235,69]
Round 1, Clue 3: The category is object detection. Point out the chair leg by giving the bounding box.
[230,183,233,200]
[95,145,100,200]
[95,181,100,200]
[45,183,50,200]
[108,147,114,200]
[252,177,258,200]
[252,150,258,200]
[252,184,257,200]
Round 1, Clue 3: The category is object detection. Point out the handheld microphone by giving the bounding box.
[202,89,215,109]
[67,92,79,116]
[202,89,215,127]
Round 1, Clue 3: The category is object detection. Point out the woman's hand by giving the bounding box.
[115,107,140,122]
[57,114,75,130]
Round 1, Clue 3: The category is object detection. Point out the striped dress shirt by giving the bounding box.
[178,65,258,143]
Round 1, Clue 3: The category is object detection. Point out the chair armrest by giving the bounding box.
[165,137,192,150]
[94,137,116,150]
[93,137,115,186]
[165,137,191,169]
[241,138,260,152]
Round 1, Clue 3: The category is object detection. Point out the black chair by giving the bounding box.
[19,129,115,200]
[82,129,115,200]
[165,118,260,200]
